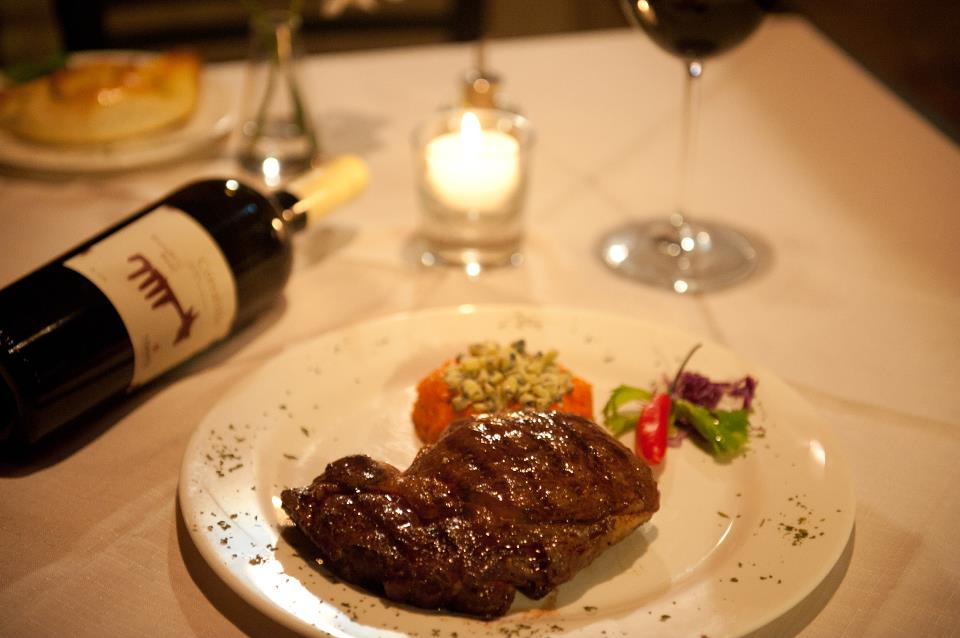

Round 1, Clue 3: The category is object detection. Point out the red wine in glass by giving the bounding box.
[599,0,765,293]
[631,0,764,58]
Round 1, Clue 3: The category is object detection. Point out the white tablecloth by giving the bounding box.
[1,16,958,637]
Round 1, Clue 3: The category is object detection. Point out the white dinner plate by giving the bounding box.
[0,51,236,174]
[179,304,855,638]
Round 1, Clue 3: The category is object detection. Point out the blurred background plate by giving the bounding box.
[0,50,236,174]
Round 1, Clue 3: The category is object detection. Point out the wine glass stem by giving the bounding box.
[674,59,703,233]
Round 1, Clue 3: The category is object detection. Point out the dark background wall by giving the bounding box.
[1,0,958,143]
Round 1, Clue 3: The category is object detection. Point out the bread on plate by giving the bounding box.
[0,50,201,145]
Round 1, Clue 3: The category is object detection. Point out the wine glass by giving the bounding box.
[599,0,766,293]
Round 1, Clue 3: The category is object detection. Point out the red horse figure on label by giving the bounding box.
[127,254,198,344]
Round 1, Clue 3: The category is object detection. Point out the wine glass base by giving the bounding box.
[598,218,757,293]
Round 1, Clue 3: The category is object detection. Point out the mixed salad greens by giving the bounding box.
[602,345,758,464]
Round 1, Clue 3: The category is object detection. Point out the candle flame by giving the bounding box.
[459,111,483,155]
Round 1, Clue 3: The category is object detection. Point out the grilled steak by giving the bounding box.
[281,411,659,618]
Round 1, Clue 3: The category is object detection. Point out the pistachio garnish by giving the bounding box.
[444,340,573,414]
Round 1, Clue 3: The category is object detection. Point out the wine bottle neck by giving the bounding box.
[276,155,369,233]
[275,191,308,233]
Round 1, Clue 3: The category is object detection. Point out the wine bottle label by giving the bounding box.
[64,207,237,387]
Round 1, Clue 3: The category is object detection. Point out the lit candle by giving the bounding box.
[425,111,520,211]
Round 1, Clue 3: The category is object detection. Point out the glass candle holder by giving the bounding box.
[412,108,534,267]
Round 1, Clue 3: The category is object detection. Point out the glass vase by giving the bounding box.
[237,8,320,187]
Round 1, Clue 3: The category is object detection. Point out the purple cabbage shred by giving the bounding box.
[675,372,757,410]
[667,428,687,447]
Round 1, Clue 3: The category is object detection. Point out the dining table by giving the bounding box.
[1,13,959,638]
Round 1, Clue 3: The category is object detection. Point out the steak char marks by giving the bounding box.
[281,411,659,618]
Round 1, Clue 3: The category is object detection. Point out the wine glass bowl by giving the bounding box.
[626,0,764,60]
[600,0,766,293]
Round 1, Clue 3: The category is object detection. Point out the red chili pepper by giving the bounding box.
[636,393,671,465]
[632,343,702,464]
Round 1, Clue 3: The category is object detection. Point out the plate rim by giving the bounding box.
[0,49,236,175]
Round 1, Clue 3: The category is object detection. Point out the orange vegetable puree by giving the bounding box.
[412,361,594,444]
